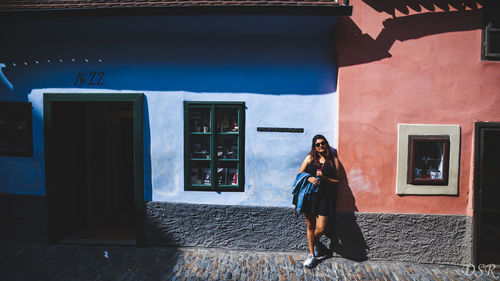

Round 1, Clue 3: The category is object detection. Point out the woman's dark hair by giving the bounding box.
[309,134,334,167]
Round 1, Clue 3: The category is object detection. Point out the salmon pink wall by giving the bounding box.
[335,0,500,215]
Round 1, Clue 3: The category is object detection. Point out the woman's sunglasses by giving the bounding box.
[315,141,327,147]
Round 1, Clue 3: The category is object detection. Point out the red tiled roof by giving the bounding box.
[0,0,346,11]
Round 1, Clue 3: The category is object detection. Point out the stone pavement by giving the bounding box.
[0,240,498,281]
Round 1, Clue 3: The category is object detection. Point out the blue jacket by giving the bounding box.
[292,172,319,213]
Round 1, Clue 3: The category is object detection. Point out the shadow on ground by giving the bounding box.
[325,160,369,263]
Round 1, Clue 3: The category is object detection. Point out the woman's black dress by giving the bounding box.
[299,161,337,217]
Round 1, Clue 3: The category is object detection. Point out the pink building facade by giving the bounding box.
[335,0,500,265]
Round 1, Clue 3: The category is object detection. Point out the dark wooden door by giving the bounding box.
[49,102,85,241]
[45,94,145,246]
[475,122,500,266]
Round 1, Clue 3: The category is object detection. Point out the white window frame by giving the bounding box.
[396,124,460,195]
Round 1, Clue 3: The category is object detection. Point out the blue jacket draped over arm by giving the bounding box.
[292,172,319,213]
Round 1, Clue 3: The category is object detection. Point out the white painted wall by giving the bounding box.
[29,89,337,207]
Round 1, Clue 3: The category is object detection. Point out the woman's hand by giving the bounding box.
[307,176,320,185]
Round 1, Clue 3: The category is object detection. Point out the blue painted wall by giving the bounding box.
[0,15,339,206]
[1,15,337,96]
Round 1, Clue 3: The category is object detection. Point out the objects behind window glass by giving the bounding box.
[217,162,238,186]
[413,141,444,180]
[216,108,238,133]
[190,108,211,133]
[191,135,210,159]
[216,135,238,159]
[190,161,211,185]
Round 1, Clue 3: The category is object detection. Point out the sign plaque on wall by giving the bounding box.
[257,127,304,133]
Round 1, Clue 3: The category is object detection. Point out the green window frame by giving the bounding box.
[0,101,33,157]
[184,101,245,192]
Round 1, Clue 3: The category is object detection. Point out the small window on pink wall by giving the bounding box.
[407,135,450,185]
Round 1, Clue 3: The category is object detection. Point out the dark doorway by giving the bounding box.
[474,122,500,266]
[45,94,144,246]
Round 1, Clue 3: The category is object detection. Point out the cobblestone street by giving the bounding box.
[0,240,497,281]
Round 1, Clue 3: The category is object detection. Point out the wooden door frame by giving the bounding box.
[44,93,145,246]
[472,121,500,265]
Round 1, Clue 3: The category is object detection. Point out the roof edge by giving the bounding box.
[0,5,352,17]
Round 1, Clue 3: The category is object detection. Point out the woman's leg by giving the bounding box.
[304,213,316,255]
[314,215,328,243]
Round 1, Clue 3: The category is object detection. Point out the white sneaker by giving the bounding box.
[304,253,316,268]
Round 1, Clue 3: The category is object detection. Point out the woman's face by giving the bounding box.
[314,138,328,153]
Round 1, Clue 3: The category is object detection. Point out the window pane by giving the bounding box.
[0,107,9,153]
[217,162,238,186]
[190,108,211,133]
[487,31,500,55]
[216,135,238,159]
[0,102,33,157]
[12,132,29,153]
[492,19,500,29]
[413,141,445,180]
[190,161,211,186]
[0,128,8,152]
[0,111,8,129]
[190,135,211,159]
[13,119,28,131]
[216,108,238,133]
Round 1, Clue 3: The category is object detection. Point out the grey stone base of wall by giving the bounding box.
[0,195,472,265]
[146,202,472,265]
[0,193,47,241]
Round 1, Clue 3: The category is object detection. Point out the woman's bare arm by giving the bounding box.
[299,155,320,185]
[298,155,312,173]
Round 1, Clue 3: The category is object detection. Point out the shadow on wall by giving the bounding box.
[361,0,483,16]
[335,8,483,67]
[324,160,369,262]
[0,15,337,98]
[144,205,180,247]
[0,193,48,241]
[143,97,153,202]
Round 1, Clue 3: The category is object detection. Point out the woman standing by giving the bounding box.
[297,134,339,268]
